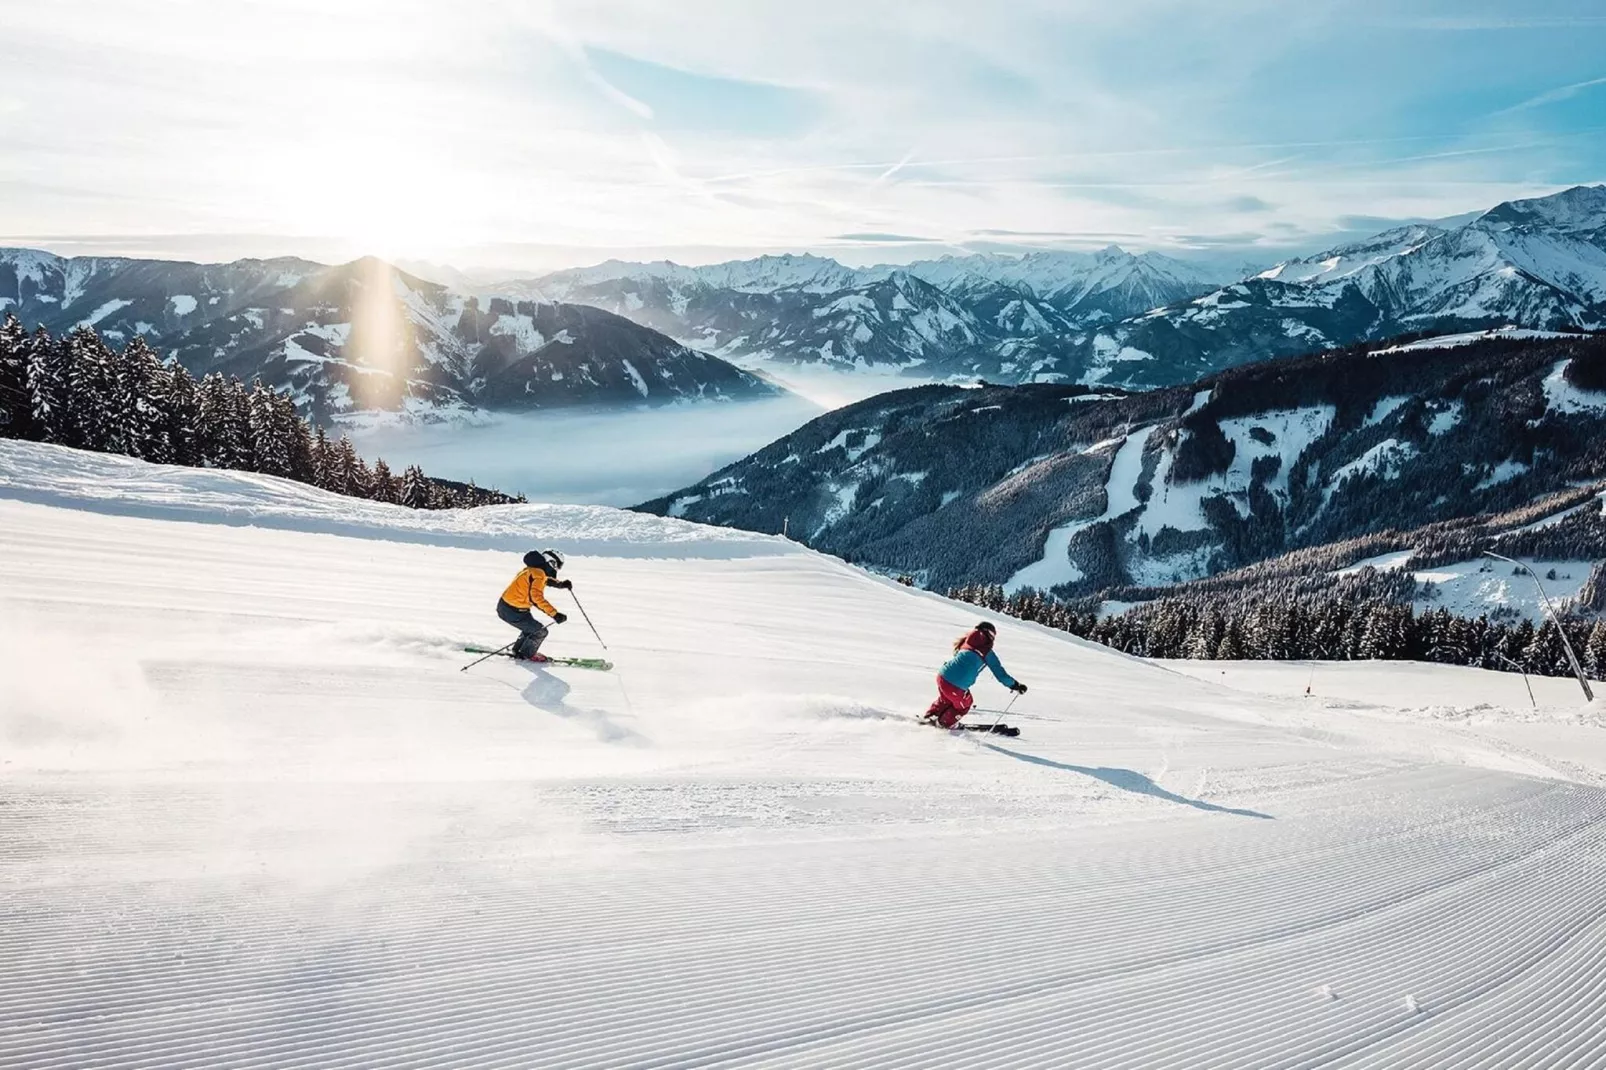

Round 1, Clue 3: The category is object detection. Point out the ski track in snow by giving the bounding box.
[5,442,1606,1068]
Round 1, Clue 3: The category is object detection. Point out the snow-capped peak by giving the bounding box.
[1477,184,1606,235]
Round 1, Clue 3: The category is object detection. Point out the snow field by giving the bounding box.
[5,442,1606,1068]
[1330,542,1598,624]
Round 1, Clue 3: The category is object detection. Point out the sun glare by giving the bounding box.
[347,256,409,410]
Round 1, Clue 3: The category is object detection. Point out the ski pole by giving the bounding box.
[461,639,517,673]
[986,692,1019,734]
[568,587,609,650]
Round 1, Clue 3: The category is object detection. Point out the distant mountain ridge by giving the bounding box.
[7,184,1604,414]
[0,250,777,419]
[514,186,1606,390]
[1069,185,1606,387]
[513,247,1238,383]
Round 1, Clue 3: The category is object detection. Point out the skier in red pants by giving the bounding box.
[923,621,1027,728]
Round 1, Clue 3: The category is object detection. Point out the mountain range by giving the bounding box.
[1072,184,1606,387]
[0,250,776,419]
[519,186,1606,389]
[4,185,1604,419]
[639,331,1606,602]
[516,247,1238,382]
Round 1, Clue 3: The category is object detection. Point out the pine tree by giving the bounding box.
[280,395,316,483]
[310,425,332,488]
[0,313,40,440]
[1523,620,1565,677]
[1585,621,1606,681]
[161,363,201,467]
[327,434,362,495]
[1214,621,1244,660]
[1359,605,1397,660]
[1504,619,1536,668]
[370,458,399,503]
[400,464,431,509]
[196,374,255,471]
[195,373,229,467]
[64,327,112,451]
[248,379,291,477]
[220,377,254,471]
[351,453,373,500]
[118,337,166,460]
[26,330,71,444]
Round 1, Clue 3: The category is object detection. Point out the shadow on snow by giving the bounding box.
[984,744,1274,820]
[517,664,647,746]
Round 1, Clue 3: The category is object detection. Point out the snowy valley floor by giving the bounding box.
[5,442,1606,1068]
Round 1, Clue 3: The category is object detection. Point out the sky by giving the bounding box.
[2,0,1605,274]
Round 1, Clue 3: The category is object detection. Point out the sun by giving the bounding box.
[253,132,474,262]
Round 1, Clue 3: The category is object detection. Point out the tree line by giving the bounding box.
[948,573,1606,684]
[0,315,522,509]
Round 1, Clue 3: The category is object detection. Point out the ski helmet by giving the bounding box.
[542,548,565,572]
[976,621,997,635]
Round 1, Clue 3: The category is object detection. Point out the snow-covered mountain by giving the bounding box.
[10,184,1604,412]
[899,246,1230,325]
[7,439,1606,1067]
[514,246,1236,382]
[1072,185,1606,387]
[0,250,777,418]
[642,331,1606,598]
[520,187,1606,391]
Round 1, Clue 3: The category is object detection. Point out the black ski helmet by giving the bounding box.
[976,621,997,635]
[523,549,564,575]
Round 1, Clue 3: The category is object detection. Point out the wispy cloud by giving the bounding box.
[4,0,1604,270]
[1493,75,1606,116]
[832,232,939,242]
[871,150,918,187]
[1384,15,1606,30]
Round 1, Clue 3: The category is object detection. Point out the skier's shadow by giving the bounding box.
[517,666,646,746]
[983,744,1274,820]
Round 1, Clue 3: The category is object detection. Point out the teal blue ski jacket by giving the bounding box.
[939,647,1017,691]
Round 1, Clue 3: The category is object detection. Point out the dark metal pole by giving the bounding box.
[1494,652,1538,709]
[461,639,517,672]
[568,588,609,651]
[986,692,1020,734]
[1484,551,1594,701]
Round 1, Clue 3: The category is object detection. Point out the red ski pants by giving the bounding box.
[925,676,974,728]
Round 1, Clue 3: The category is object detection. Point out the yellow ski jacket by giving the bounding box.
[500,567,560,617]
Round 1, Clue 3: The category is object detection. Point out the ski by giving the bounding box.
[462,646,614,671]
[919,718,1020,738]
[957,722,1020,737]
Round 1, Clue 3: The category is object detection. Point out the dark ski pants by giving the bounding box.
[497,598,549,659]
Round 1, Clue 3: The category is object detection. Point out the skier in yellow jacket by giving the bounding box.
[497,549,570,661]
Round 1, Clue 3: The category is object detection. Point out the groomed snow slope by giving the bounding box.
[5,441,1606,1069]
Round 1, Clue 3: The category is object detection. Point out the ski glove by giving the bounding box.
[550,579,573,590]
[1011,682,1029,694]
[552,612,569,624]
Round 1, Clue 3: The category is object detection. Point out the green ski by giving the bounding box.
[463,646,614,671]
